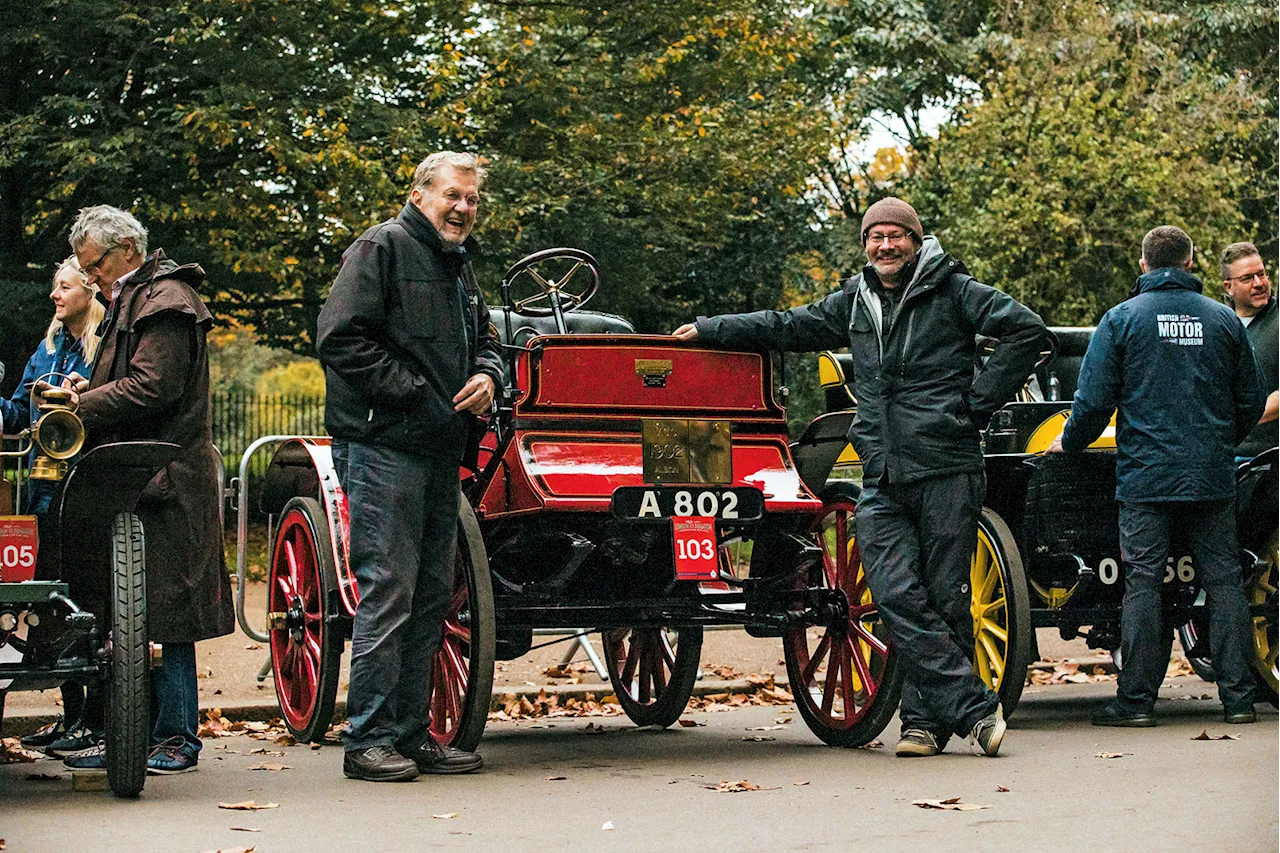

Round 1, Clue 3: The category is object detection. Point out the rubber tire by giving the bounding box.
[784,481,903,747]
[1177,613,1217,683]
[429,497,496,751]
[106,512,148,799]
[604,627,704,728]
[971,507,1034,717]
[269,496,343,743]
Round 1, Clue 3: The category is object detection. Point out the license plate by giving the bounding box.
[0,516,39,583]
[612,486,764,521]
[672,517,719,581]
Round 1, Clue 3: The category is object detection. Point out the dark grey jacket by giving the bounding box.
[696,237,1048,483]
[1236,295,1277,459]
[317,203,504,460]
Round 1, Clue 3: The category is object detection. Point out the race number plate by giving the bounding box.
[0,516,39,582]
[611,486,764,521]
[672,516,719,581]
[641,419,731,484]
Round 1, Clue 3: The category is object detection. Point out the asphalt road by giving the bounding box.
[1,676,1275,853]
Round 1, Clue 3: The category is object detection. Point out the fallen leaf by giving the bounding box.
[244,643,262,650]
[996,786,1010,793]
[912,797,990,811]
[705,779,779,793]
[677,719,704,728]
[230,828,263,833]
[601,821,615,831]
[1095,752,1129,759]
[197,847,254,853]
[218,801,280,811]
[745,725,785,731]
[742,735,776,742]
[432,813,459,820]
[1191,730,1239,741]
[793,781,810,787]
[545,775,567,781]
[774,716,793,724]
[248,762,290,771]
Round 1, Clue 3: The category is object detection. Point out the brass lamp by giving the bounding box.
[29,388,85,481]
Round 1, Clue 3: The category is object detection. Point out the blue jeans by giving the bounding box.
[858,472,998,740]
[151,641,200,757]
[333,441,459,752]
[1116,500,1255,712]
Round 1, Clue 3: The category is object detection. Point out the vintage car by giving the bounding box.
[237,249,902,750]
[0,384,176,797]
[798,329,1278,716]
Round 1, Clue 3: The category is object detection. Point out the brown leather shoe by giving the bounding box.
[343,745,419,782]
[398,738,483,774]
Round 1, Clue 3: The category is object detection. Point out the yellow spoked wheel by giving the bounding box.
[970,508,1033,716]
[1250,531,1278,707]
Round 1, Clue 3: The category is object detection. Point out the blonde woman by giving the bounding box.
[2,256,104,755]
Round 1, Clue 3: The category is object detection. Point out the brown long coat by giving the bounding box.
[77,250,234,643]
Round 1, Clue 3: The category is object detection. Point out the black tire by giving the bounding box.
[784,481,903,747]
[604,627,704,728]
[429,497,495,752]
[971,507,1034,717]
[269,496,344,742]
[1177,607,1218,683]
[106,511,148,798]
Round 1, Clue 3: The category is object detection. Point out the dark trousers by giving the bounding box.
[858,471,998,740]
[152,641,200,756]
[1116,500,1255,712]
[333,440,459,752]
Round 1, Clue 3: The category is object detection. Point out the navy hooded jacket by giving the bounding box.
[1062,267,1264,502]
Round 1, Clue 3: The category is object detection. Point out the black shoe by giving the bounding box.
[20,718,70,752]
[1224,706,1257,724]
[1091,704,1157,727]
[343,746,419,782]
[398,738,483,775]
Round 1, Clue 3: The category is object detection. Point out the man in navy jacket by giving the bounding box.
[1052,226,1264,726]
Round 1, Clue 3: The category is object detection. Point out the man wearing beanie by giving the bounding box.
[674,197,1048,757]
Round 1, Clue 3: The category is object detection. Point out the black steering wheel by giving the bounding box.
[501,248,600,328]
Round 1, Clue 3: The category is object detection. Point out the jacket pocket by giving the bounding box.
[399,278,458,340]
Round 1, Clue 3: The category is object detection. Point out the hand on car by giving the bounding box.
[1045,434,1065,453]
[454,373,496,415]
[32,379,79,408]
[671,323,699,341]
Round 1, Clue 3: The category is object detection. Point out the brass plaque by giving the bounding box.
[641,419,732,485]
[635,359,673,377]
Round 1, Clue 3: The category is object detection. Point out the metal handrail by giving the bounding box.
[233,434,328,642]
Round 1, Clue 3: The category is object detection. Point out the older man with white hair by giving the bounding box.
[49,204,233,774]
[317,152,503,781]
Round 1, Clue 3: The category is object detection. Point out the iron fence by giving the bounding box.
[212,391,325,479]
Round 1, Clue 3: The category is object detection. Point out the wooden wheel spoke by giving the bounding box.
[847,634,875,698]
[621,634,640,685]
[978,635,1005,678]
[444,618,471,643]
[820,645,843,714]
[443,639,469,694]
[979,618,1009,644]
[981,597,1007,618]
[802,633,832,685]
[852,621,888,656]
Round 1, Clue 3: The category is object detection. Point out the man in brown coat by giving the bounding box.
[50,204,233,773]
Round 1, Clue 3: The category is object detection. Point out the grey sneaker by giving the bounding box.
[969,705,1006,757]
[47,724,102,758]
[894,728,941,757]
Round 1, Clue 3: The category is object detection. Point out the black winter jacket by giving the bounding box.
[1062,268,1263,502]
[696,237,1048,483]
[1236,295,1277,459]
[317,203,504,459]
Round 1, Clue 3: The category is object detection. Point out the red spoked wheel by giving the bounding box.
[603,626,704,727]
[428,497,495,751]
[269,496,343,743]
[784,481,903,747]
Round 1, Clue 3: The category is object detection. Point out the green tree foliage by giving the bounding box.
[905,0,1271,323]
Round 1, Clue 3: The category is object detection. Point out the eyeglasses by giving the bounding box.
[1227,269,1269,286]
[82,245,119,276]
[866,232,911,247]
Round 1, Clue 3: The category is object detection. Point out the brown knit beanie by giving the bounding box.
[860,197,923,245]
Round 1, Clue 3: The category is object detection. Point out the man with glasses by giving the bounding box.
[1221,242,1277,460]
[44,204,233,774]
[674,197,1048,757]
